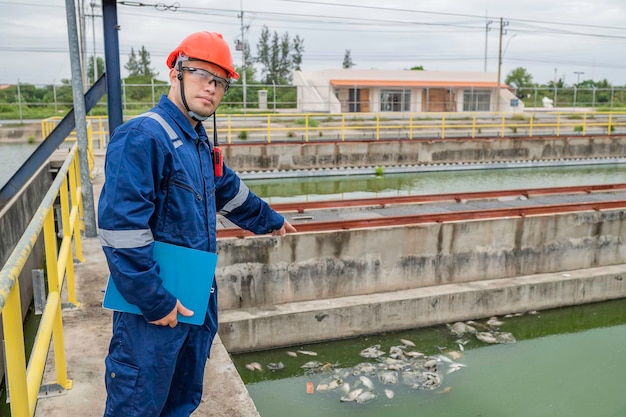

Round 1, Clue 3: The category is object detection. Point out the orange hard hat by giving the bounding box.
[166,31,240,79]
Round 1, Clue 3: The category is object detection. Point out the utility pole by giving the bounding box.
[574,71,585,86]
[77,0,88,88]
[573,71,584,110]
[495,17,508,112]
[484,12,492,72]
[65,0,97,237]
[85,1,102,84]
[238,1,248,110]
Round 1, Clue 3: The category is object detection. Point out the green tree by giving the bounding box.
[256,26,304,84]
[87,56,105,83]
[505,67,534,98]
[239,40,257,81]
[342,50,354,69]
[410,65,424,71]
[124,46,158,79]
[125,47,140,76]
[292,35,304,71]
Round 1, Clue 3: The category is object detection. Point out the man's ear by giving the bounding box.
[168,67,179,84]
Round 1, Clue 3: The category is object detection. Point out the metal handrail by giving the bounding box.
[45,111,626,145]
[0,144,83,417]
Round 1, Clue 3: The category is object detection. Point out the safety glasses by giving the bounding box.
[181,67,230,92]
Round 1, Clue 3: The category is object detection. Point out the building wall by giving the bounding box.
[294,69,522,113]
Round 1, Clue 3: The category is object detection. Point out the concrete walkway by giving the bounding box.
[34,150,260,417]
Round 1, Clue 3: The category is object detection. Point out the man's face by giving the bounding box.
[169,59,229,121]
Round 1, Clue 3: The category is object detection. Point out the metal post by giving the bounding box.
[484,13,492,72]
[272,80,276,110]
[495,18,504,112]
[239,3,247,110]
[53,83,58,114]
[91,1,98,82]
[102,0,123,132]
[17,80,23,123]
[592,87,596,109]
[65,0,97,238]
[122,78,127,112]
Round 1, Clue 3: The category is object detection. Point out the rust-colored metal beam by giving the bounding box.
[217,199,626,239]
[268,183,626,213]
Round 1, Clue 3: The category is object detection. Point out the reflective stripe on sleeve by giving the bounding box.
[219,182,250,214]
[98,228,154,249]
[141,112,183,148]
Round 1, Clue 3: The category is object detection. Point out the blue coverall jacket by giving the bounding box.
[98,95,284,416]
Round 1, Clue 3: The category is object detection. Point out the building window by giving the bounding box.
[380,90,410,112]
[348,88,361,112]
[463,90,491,111]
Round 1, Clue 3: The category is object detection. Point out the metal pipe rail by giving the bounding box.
[217,189,626,239]
[267,184,626,213]
[0,144,84,417]
[42,111,626,145]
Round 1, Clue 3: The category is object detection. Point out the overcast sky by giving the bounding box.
[2,0,626,86]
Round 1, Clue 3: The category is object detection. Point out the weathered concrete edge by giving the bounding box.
[202,334,261,417]
[218,264,626,353]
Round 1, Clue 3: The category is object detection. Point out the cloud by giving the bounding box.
[2,0,626,85]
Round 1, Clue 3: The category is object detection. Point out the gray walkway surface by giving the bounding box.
[34,150,260,417]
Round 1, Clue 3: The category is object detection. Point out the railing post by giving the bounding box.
[608,112,613,135]
[409,113,414,140]
[69,155,85,263]
[267,114,271,144]
[556,113,561,136]
[2,280,29,417]
[500,113,505,138]
[227,115,232,144]
[441,113,446,139]
[376,113,380,140]
[341,114,345,142]
[305,114,309,143]
[529,114,534,137]
[471,114,476,138]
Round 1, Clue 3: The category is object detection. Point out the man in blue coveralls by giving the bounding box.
[97,31,296,416]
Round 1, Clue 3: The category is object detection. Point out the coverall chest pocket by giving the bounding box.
[160,174,209,237]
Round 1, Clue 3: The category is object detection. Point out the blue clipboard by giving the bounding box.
[102,241,218,325]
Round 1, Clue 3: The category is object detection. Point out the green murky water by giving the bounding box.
[247,164,626,203]
[232,299,626,417]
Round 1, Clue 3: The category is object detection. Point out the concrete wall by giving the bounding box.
[216,209,626,352]
[223,135,626,172]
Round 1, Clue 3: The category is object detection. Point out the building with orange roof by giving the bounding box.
[293,69,522,113]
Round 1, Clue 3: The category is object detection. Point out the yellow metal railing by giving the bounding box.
[45,111,626,147]
[41,116,108,177]
[0,144,84,417]
[41,116,108,150]
[219,111,626,143]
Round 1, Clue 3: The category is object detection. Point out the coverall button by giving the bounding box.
[111,372,116,378]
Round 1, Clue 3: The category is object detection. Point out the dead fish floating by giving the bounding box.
[267,362,285,371]
[245,362,263,371]
[359,344,386,359]
[447,322,477,336]
[475,331,517,344]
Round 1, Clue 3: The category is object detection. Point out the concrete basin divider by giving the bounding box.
[219,265,626,353]
[216,209,626,353]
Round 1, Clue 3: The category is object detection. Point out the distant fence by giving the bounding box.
[2,81,626,121]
